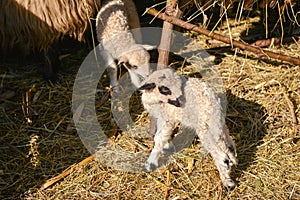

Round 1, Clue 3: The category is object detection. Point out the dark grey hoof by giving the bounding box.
[145,162,157,172]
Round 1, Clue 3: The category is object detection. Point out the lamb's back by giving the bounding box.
[179,78,216,130]
[96,0,131,42]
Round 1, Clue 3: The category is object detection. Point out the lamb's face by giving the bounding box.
[119,48,151,87]
[139,68,186,107]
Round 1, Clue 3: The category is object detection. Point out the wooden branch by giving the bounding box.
[151,0,181,135]
[40,154,95,190]
[157,0,181,70]
[251,36,299,48]
[146,8,300,66]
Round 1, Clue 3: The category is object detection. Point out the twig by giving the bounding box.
[187,157,194,174]
[164,170,171,200]
[283,92,298,136]
[146,8,300,66]
[40,154,95,190]
[0,90,15,100]
[5,143,27,158]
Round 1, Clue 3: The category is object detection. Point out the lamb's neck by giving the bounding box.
[102,31,137,56]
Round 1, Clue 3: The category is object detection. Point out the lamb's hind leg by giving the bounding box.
[209,142,237,189]
[145,121,174,171]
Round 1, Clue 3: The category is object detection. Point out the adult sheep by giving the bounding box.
[0,0,101,81]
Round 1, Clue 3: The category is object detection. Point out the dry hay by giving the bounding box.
[1,1,300,200]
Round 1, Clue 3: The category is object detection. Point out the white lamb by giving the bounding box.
[96,0,154,88]
[139,68,238,189]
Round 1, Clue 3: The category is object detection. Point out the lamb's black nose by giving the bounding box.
[168,96,185,107]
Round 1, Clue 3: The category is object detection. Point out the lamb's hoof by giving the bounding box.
[145,162,157,172]
[223,179,235,191]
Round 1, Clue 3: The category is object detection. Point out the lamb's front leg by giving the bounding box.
[145,121,173,171]
[99,47,120,92]
[108,62,119,90]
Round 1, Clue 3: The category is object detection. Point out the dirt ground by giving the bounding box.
[1,1,300,199]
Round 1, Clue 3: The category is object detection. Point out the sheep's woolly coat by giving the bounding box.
[140,68,237,188]
[0,0,101,53]
[96,0,141,43]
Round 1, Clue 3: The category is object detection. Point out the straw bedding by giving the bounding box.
[1,1,299,199]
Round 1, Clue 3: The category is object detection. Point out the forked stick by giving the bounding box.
[40,154,95,190]
[150,0,182,135]
[147,8,300,66]
[157,0,181,70]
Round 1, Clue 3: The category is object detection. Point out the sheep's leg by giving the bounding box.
[223,125,238,164]
[196,121,237,188]
[209,143,236,189]
[108,62,119,90]
[43,47,61,82]
[145,121,174,171]
[149,116,157,136]
[161,139,175,154]
[99,48,120,92]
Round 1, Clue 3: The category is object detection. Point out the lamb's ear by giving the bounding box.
[138,82,156,91]
[141,44,156,51]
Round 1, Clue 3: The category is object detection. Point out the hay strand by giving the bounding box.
[283,92,298,136]
[1,1,300,199]
[164,170,171,200]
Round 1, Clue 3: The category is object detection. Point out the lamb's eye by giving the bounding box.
[158,86,172,95]
[121,62,137,70]
[126,64,138,69]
